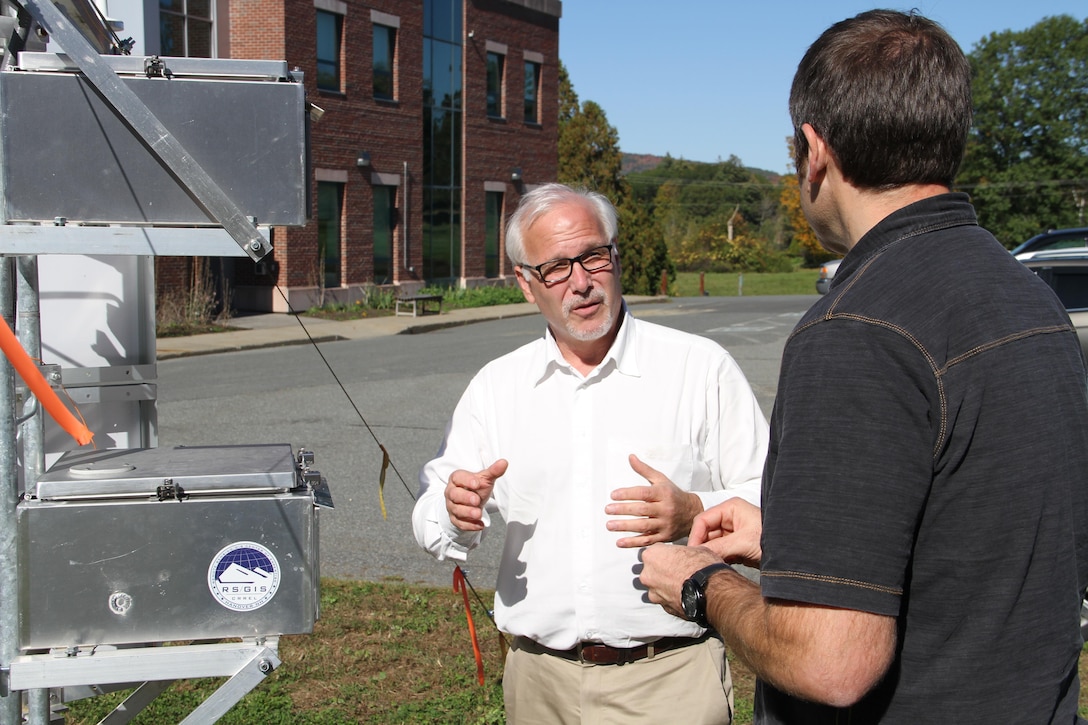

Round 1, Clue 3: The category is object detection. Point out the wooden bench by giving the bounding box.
[395,294,443,317]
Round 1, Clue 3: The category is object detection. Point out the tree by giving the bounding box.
[958,14,1088,246]
[779,139,833,266]
[557,61,673,295]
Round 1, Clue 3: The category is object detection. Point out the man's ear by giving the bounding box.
[515,267,536,304]
[801,123,830,184]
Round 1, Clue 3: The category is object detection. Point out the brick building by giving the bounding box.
[150,0,561,312]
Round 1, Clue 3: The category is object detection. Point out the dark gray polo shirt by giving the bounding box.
[757,194,1088,723]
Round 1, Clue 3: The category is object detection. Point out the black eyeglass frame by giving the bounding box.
[519,244,617,284]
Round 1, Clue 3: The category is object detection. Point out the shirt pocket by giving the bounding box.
[605,439,700,492]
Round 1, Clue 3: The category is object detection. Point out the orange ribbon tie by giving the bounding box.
[453,565,485,686]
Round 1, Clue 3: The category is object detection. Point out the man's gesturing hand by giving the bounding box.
[690,497,763,568]
[605,454,703,547]
[445,459,508,531]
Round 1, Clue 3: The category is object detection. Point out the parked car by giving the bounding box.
[1020,251,1088,360]
[1014,251,1088,637]
[815,259,842,295]
[1011,228,1088,261]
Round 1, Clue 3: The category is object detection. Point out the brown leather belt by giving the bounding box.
[513,632,710,665]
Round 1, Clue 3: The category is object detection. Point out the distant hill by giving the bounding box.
[621,153,666,175]
[621,152,780,182]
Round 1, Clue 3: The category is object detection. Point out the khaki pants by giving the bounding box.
[503,636,733,725]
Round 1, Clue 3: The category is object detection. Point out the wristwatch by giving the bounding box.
[680,562,733,628]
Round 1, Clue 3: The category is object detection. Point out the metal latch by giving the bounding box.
[144,55,171,78]
[295,449,334,509]
[156,479,186,501]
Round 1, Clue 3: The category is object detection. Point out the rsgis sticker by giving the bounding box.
[208,541,281,611]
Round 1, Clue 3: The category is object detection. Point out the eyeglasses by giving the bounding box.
[521,244,616,284]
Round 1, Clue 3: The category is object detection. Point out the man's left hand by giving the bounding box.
[640,543,722,617]
[605,454,703,547]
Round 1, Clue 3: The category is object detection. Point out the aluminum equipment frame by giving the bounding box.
[0,0,315,722]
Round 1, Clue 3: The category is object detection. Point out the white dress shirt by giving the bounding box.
[412,311,768,649]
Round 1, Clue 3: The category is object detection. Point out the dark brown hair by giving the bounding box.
[789,9,972,189]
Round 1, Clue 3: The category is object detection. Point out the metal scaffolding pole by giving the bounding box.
[16,255,49,724]
[0,257,21,725]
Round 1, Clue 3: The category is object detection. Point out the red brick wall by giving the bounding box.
[463,0,559,281]
[224,0,558,309]
[155,257,191,301]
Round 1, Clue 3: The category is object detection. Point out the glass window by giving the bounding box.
[159,0,213,57]
[485,191,502,277]
[424,0,460,43]
[373,186,395,284]
[316,10,342,92]
[524,61,540,124]
[317,182,343,288]
[422,0,463,284]
[374,25,395,100]
[486,52,504,118]
[428,40,461,110]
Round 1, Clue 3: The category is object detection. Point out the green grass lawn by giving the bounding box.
[673,270,821,297]
[60,579,1088,723]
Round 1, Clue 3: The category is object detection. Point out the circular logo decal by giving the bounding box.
[208,541,280,612]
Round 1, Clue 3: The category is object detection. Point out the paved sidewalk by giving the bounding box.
[155,302,538,360]
[155,297,667,360]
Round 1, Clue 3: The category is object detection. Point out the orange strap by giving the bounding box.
[453,565,485,685]
[0,315,92,446]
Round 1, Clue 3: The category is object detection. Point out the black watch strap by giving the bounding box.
[683,562,734,628]
[691,562,733,589]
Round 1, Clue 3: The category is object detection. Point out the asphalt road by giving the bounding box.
[156,295,818,589]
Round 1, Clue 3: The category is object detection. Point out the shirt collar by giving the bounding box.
[533,302,639,385]
[834,192,978,290]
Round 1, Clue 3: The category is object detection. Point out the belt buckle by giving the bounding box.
[576,642,609,664]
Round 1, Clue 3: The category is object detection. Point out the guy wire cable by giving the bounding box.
[271,285,502,634]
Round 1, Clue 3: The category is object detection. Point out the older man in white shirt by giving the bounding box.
[413,183,767,724]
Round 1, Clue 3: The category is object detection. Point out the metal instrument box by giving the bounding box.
[0,53,309,227]
[17,444,330,650]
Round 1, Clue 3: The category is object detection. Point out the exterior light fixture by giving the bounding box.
[511,167,522,182]
[356,151,371,168]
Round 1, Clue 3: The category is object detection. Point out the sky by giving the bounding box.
[559,1,1088,174]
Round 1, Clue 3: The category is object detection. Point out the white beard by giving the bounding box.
[562,289,613,342]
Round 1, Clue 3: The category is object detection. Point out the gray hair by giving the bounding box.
[505,183,619,267]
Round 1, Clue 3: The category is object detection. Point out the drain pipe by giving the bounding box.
[403,161,409,272]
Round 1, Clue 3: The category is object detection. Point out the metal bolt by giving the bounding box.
[258,659,273,674]
[249,240,262,252]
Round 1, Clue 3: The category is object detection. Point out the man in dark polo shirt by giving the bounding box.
[640,9,1088,723]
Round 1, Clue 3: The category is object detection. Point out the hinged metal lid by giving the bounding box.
[14,52,295,82]
[34,444,297,501]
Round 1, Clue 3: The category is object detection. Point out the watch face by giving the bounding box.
[681,578,701,621]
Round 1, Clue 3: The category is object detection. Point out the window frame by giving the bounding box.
[485,190,503,277]
[373,24,396,100]
[317,180,344,288]
[371,10,401,101]
[159,0,214,57]
[373,185,397,284]
[315,8,344,93]
[523,58,541,125]
[486,46,506,119]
